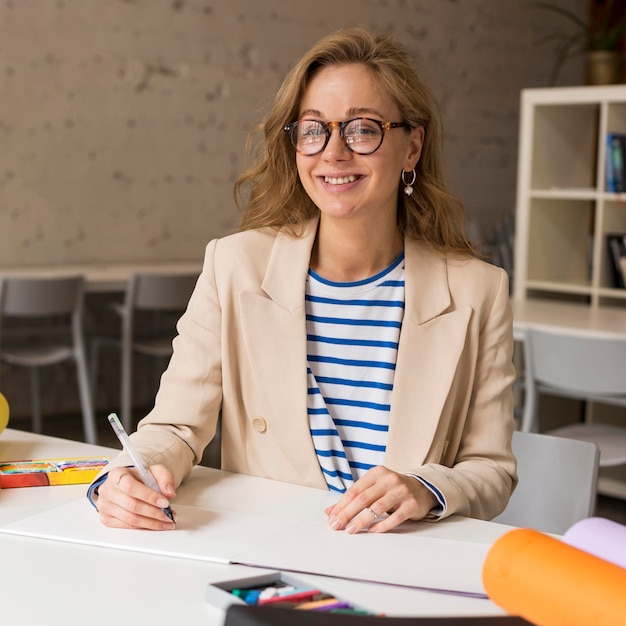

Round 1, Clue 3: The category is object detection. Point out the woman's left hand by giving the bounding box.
[325,465,438,534]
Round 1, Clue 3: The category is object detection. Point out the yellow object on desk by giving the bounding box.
[0,457,109,488]
[0,392,8,435]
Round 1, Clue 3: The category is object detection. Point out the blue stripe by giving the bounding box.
[328,484,347,493]
[308,387,321,395]
[414,476,445,507]
[315,448,348,459]
[334,418,389,432]
[348,460,376,471]
[307,334,398,349]
[314,375,393,391]
[306,314,402,329]
[380,280,404,287]
[311,428,339,436]
[307,407,330,415]
[321,467,353,480]
[306,294,404,308]
[327,397,391,411]
[342,439,387,452]
[308,354,396,370]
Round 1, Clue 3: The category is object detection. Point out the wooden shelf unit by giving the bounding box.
[514,85,626,308]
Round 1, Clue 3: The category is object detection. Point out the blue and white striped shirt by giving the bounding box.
[306,252,405,493]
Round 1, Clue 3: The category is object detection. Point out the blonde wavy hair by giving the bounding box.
[235,26,477,256]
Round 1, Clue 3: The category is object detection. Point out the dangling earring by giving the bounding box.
[402,169,416,196]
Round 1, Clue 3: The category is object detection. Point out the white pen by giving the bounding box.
[107,412,175,523]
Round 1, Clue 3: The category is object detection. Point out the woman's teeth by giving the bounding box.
[324,175,357,185]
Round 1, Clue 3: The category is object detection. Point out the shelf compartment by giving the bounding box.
[606,102,626,138]
[531,104,598,191]
[526,198,594,287]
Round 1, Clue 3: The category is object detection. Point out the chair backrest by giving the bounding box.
[519,326,626,432]
[0,276,83,317]
[127,273,197,311]
[527,326,626,397]
[492,430,599,535]
[0,275,86,389]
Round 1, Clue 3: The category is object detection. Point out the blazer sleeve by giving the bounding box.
[413,267,518,521]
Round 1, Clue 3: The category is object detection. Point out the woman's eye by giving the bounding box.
[358,124,379,135]
[347,121,379,136]
[300,123,324,138]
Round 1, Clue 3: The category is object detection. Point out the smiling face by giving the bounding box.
[295,63,424,229]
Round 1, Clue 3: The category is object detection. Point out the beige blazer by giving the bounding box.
[109,217,517,521]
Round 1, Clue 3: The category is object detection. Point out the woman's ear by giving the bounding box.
[405,126,425,169]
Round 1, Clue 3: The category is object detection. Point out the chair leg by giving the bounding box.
[121,344,133,433]
[519,333,539,433]
[91,337,123,419]
[75,349,98,445]
[30,367,42,434]
[89,339,101,407]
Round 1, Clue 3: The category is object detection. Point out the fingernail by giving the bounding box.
[328,515,342,530]
[157,498,169,508]
[345,523,357,534]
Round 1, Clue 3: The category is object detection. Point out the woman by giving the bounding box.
[90,26,517,533]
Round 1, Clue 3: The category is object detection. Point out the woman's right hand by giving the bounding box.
[95,465,177,530]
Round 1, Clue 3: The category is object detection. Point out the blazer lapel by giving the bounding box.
[386,242,471,470]
[239,218,326,487]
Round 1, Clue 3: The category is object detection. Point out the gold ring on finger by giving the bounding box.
[365,507,378,520]
[115,473,127,490]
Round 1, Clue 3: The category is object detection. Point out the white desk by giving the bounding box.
[511,298,626,340]
[0,429,514,625]
[0,261,202,293]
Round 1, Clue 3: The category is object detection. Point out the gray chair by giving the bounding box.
[0,275,97,444]
[519,325,626,499]
[493,430,599,535]
[91,272,197,431]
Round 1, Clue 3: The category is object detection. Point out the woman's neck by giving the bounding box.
[310,217,403,283]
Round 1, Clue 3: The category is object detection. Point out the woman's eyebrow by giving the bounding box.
[298,107,386,119]
[346,106,385,118]
[299,109,323,118]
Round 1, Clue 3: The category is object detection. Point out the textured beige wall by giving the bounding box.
[0,0,587,425]
[0,0,585,269]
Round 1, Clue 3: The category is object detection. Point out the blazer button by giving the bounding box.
[252,416,267,433]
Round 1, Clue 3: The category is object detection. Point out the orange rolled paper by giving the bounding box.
[482,528,626,626]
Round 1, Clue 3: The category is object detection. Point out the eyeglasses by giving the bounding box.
[283,117,412,156]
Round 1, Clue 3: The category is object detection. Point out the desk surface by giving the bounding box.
[0,260,202,292]
[0,429,513,625]
[512,298,626,339]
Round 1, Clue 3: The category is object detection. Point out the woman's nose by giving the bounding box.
[323,127,352,160]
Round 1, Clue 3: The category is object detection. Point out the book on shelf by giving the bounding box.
[605,132,626,193]
[606,233,626,289]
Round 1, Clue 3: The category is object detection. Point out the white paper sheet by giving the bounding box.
[235,519,491,597]
[0,499,492,596]
[0,499,295,564]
